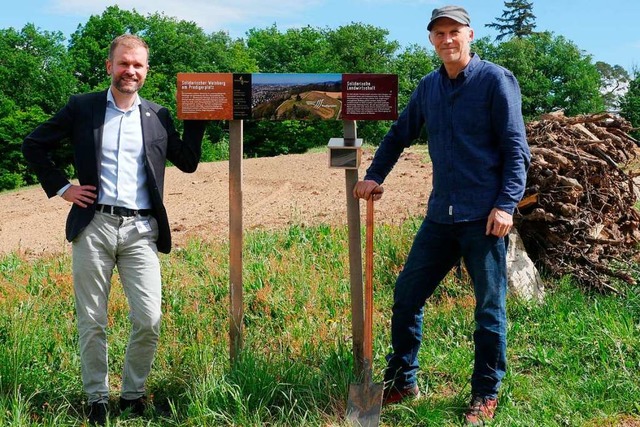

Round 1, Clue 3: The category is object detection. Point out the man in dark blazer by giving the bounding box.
[22,34,207,425]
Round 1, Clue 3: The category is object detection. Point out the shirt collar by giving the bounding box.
[438,52,480,79]
[463,53,480,76]
[106,88,141,113]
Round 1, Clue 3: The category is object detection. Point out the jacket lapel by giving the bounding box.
[92,90,108,185]
[139,99,153,143]
[139,99,157,178]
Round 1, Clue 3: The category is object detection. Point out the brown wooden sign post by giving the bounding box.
[177,73,398,369]
[229,120,243,361]
[342,120,365,375]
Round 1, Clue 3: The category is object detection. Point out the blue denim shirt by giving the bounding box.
[365,54,531,223]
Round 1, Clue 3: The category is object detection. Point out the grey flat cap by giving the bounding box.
[427,5,471,31]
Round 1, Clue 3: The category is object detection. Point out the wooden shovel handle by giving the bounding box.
[364,197,374,364]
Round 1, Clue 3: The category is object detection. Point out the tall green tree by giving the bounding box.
[0,25,77,190]
[620,70,640,140]
[4,5,617,192]
[486,0,537,41]
[0,24,76,112]
[246,25,330,73]
[595,61,630,112]
[325,23,399,73]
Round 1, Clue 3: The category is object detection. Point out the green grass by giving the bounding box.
[1,219,639,426]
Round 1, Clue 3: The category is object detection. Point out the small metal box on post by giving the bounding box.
[328,137,363,169]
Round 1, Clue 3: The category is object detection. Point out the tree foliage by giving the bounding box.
[0,25,77,190]
[246,25,330,73]
[486,0,537,41]
[0,24,76,112]
[596,61,630,112]
[474,32,604,120]
[324,23,399,73]
[0,100,50,190]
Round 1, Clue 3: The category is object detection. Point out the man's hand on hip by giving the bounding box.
[61,185,97,208]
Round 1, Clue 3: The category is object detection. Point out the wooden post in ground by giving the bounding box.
[344,120,364,376]
[229,120,244,363]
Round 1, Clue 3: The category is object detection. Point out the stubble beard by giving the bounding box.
[114,76,143,94]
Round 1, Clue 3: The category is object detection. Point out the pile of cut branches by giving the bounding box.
[515,111,640,292]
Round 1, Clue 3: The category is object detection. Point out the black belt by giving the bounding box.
[96,204,152,217]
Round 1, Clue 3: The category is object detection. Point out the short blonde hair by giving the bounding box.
[108,34,149,61]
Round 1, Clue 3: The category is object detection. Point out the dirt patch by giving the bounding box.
[0,146,432,257]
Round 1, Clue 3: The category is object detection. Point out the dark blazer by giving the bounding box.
[22,89,206,254]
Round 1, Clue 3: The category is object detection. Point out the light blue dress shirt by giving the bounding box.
[97,89,151,209]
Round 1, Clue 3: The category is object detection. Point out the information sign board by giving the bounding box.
[177,73,397,121]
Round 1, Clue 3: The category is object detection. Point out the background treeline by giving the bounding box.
[0,5,638,192]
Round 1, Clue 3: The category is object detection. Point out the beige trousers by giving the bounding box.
[72,211,161,404]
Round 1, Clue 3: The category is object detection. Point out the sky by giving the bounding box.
[1,0,638,73]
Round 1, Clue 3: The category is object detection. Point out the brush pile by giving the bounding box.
[515,111,640,292]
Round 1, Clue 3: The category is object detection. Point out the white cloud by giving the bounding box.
[49,0,323,33]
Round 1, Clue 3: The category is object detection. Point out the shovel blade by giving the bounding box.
[346,382,384,427]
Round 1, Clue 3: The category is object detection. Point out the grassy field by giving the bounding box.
[1,219,639,426]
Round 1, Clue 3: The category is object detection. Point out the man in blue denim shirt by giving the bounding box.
[353,5,530,425]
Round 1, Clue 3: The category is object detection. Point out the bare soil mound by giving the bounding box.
[0,147,431,257]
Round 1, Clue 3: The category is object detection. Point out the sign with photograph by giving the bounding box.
[177,73,397,121]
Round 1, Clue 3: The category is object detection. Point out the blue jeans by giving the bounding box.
[384,218,507,398]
